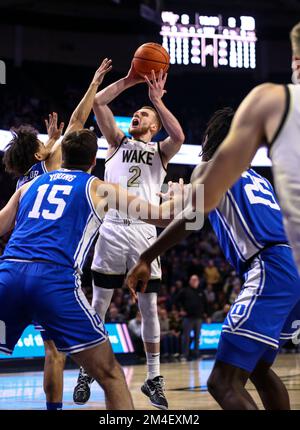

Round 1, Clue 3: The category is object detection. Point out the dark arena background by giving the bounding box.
[0,0,300,414]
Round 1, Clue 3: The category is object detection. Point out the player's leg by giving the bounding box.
[207,333,266,409]
[43,339,66,410]
[0,261,31,364]
[90,222,127,321]
[250,357,290,410]
[208,251,283,409]
[138,286,168,410]
[250,298,300,410]
[129,224,168,409]
[73,222,128,405]
[34,263,133,410]
[71,339,134,409]
[73,272,124,405]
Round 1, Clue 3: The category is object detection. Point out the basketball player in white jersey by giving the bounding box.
[73,66,184,409]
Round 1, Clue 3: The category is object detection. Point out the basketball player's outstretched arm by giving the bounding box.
[125,83,285,299]
[145,69,185,164]
[93,63,144,147]
[45,59,112,171]
[90,178,182,228]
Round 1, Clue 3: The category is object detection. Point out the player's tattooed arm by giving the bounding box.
[93,62,143,148]
[145,69,185,165]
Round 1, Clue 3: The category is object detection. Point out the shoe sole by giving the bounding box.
[141,386,168,410]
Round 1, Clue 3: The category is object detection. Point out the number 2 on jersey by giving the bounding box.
[28,184,73,220]
[127,166,141,188]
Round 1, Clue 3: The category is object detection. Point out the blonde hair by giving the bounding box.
[290,22,300,56]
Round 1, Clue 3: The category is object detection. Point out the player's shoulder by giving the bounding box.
[88,176,104,194]
[248,82,285,102]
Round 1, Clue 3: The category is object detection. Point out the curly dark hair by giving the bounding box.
[201,107,235,162]
[3,125,41,176]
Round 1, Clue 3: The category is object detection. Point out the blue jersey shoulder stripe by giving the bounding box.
[226,190,263,250]
[215,208,246,262]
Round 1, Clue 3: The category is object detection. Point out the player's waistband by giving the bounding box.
[246,242,291,268]
[1,257,79,271]
[103,217,147,225]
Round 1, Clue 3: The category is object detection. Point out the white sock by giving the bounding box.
[146,352,160,380]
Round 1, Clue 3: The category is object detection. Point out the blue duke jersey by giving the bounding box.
[3,170,102,272]
[209,168,288,275]
[16,161,48,189]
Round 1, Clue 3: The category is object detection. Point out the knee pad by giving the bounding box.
[137,292,160,344]
[92,284,114,321]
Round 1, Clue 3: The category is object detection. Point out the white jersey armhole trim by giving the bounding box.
[269,85,292,154]
[105,135,127,164]
[157,141,168,172]
[86,176,103,224]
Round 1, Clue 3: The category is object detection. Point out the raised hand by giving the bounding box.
[45,112,64,141]
[125,259,151,302]
[92,58,113,86]
[145,69,168,103]
[125,61,145,84]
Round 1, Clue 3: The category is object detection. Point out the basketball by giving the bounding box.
[132,42,170,78]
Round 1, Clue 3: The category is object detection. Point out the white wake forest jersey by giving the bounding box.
[269,84,300,269]
[104,136,167,222]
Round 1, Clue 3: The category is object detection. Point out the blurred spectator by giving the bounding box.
[106,303,125,323]
[212,304,231,323]
[159,307,180,361]
[204,259,221,285]
[175,274,208,361]
[204,283,216,316]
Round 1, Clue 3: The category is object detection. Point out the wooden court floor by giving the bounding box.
[1,354,300,410]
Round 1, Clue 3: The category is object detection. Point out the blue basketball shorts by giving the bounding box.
[216,245,300,372]
[0,261,108,355]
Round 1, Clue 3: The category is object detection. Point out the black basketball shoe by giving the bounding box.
[73,367,94,405]
[141,375,168,410]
